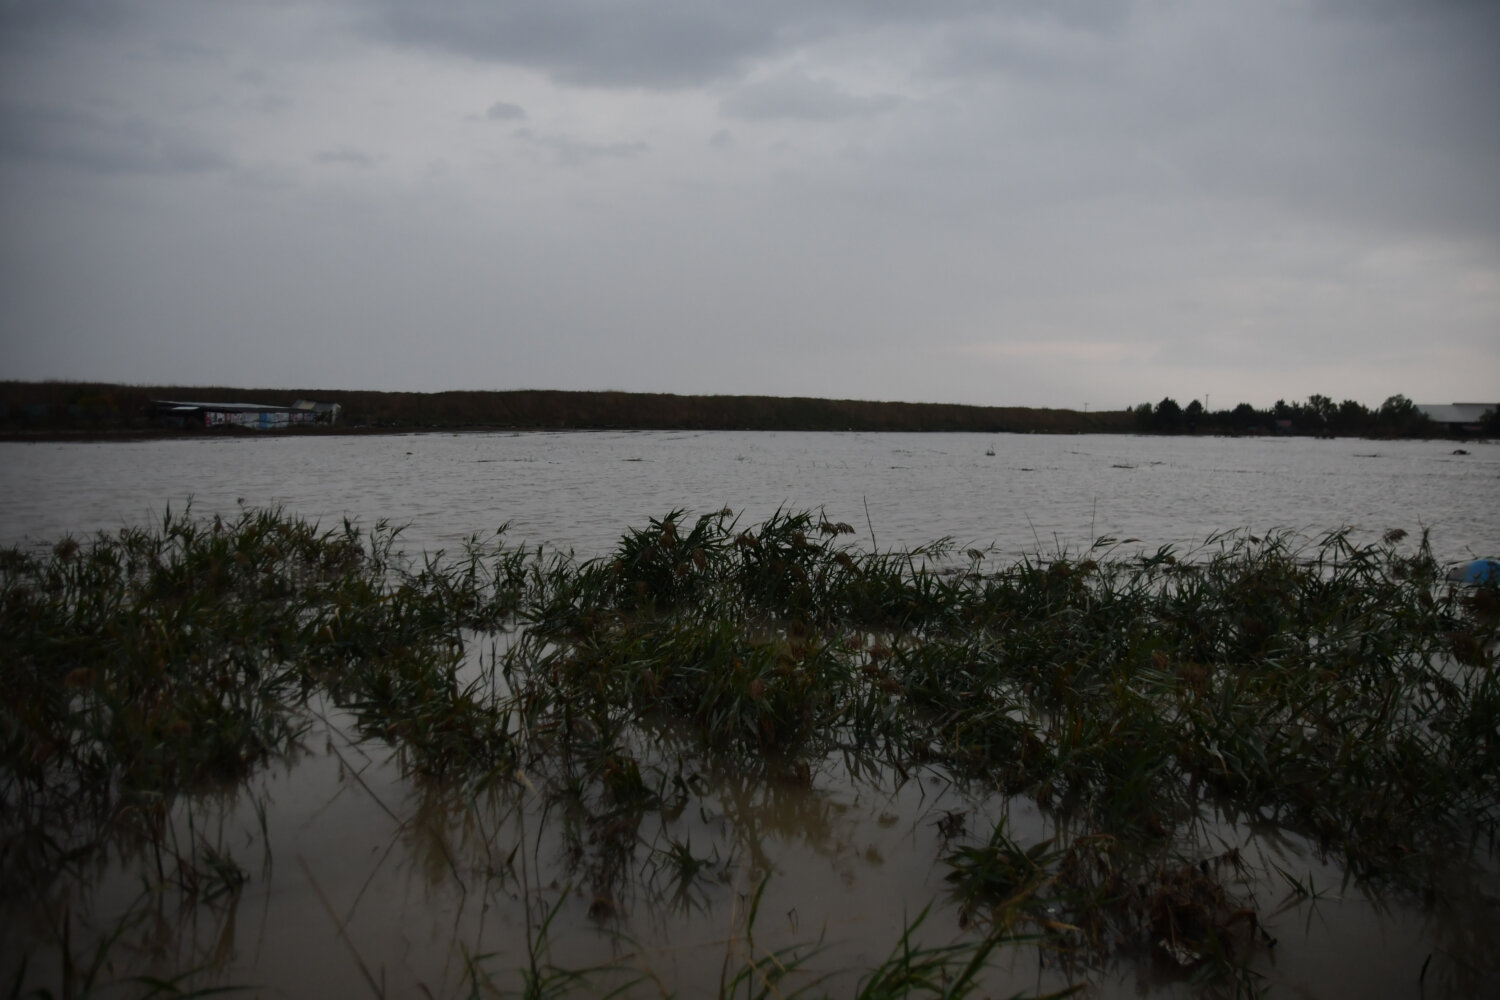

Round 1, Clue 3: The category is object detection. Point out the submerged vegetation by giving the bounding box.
[2,506,1497,996]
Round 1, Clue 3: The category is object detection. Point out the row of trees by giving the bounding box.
[1133,394,1494,437]
[1,381,1134,436]
[3,381,1491,439]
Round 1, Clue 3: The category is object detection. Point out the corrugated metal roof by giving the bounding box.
[151,400,297,413]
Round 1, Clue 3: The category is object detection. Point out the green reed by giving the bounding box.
[3,505,1495,996]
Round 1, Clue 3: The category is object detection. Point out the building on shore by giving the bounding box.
[150,399,340,429]
[1416,402,1495,436]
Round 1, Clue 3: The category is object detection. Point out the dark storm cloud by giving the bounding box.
[354,0,1498,248]
[363,1,791,88]
[0,0,132,38]
[0,100,231,174]
[913,0,1500,246]
[359,0,1113,89]
[1,0,1495,405]
[1161,2,1500,242]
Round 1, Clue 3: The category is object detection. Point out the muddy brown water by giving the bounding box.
[2,432,1498,997]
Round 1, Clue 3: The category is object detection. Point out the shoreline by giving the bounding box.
[0,424,1117,444]
[2,381,1489,441]
[2,424,1487,445]
[2,381,1126,437]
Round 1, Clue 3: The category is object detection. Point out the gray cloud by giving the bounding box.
[720,71,900,121]
[363,1,791,89]
[0,100,231,174]
[357,0,1135,89]
[0,0,1496,408]
[312,146,377,168]
[485,101,526,121]
[0,0,133,39]
[512,128,648,166]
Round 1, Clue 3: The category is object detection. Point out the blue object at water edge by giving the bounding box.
[1447,559,1500,584]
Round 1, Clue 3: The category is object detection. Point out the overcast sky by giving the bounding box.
[1,0,1496,410]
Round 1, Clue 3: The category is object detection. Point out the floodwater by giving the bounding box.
[2,430,1496,561]
[2,431,1498,998]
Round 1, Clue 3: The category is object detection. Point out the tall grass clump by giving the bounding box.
[3,505,1496,995]
[501,511,1497,979]
[0,505,520,898]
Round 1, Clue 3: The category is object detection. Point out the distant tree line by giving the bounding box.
[1132,394,1496,438]
[2,381,1492,440]
[0,381,1130,436]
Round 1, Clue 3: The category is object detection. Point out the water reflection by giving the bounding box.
[5,694,1498,998]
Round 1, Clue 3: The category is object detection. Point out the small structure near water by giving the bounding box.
[1417,402,1495,436]
[150,398,340,430]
